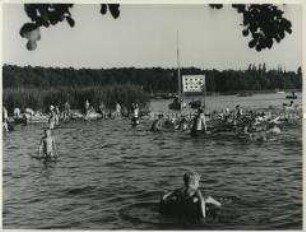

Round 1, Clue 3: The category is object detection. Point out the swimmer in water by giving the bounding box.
[268,123,281,135]
[160,171,221,222]
[64,101,71,121]
[48,110,56,129]
[176,115,189,131]
[191,108,207,136]
[131,103,140,126]
[150,114,163,132]
[38,128,58,159]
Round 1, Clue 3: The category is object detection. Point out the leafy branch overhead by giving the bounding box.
[20,4,291,52]
[20,4,120,50]
[231,4,292,51]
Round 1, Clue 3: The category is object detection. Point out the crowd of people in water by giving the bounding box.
[2,99,143,159]
[3,98,301,155]
[2,97,302,223]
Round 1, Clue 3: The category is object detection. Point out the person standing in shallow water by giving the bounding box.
[3,107,9,132]
[64,101,71,121]
[131,103,140,126]
[150,114,163,132]
[38,128,58,159]
[116,102,122,118]
[85,99,90,115]
[55,105,60,125]
[191,108,207,136]
[48,105,56,129]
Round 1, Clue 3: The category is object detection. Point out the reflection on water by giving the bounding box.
[3,94,302,229]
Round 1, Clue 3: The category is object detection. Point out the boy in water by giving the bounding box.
[38,129,58,159]
[131,103,140,126]
[160,171,221,223]
[191,108,207,136]
[150,114,163,132]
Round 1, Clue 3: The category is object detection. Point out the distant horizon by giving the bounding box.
[3,62,300,72]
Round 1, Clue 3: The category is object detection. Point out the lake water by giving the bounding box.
[3,93,303,230]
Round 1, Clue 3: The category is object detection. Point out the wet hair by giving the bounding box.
[183,171,200,187]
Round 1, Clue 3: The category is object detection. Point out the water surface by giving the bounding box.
[3,93,302,229]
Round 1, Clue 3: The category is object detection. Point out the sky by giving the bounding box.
[2,3,302,71]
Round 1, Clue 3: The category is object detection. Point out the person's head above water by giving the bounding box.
[183,171,201,190]
[43,128,51,137]
[197,108,204,115]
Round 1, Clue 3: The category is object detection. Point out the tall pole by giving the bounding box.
[177,30,182,110]
[203,80,206,109]
[202,77,206,110]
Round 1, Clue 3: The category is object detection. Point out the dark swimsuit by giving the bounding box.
[160,189,203,223]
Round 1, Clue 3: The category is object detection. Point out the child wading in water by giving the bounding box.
[160,171,221,223]
[38,129,58,159]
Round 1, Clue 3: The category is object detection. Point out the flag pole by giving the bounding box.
[177,30,182,110]
[203,82,206,109]
[202,75,206,110]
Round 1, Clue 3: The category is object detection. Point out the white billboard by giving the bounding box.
[182,75,206,93]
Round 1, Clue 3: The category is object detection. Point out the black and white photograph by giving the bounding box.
[2,1,303,230]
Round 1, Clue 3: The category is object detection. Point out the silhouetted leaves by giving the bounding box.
[231,4,292,52]
[21,4,292,52]
[209,4,223,9]
[21,4,75,50]
[99,4,120,19]
[66,16,75,27]
[100,4,107,14]
[24,4,74,28]
[21,4,122,50]
[232,4,246,13]
[109,4,120,19]
[19,23,38,37]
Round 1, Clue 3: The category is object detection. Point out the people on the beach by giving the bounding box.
[160,171,221,222]
[38,128,57,159]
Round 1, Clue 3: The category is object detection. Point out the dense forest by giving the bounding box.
[3,64,302,113]
[3,64,302,93]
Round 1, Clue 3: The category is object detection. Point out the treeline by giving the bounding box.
[2,64,302,113]
[3,64,302,93]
